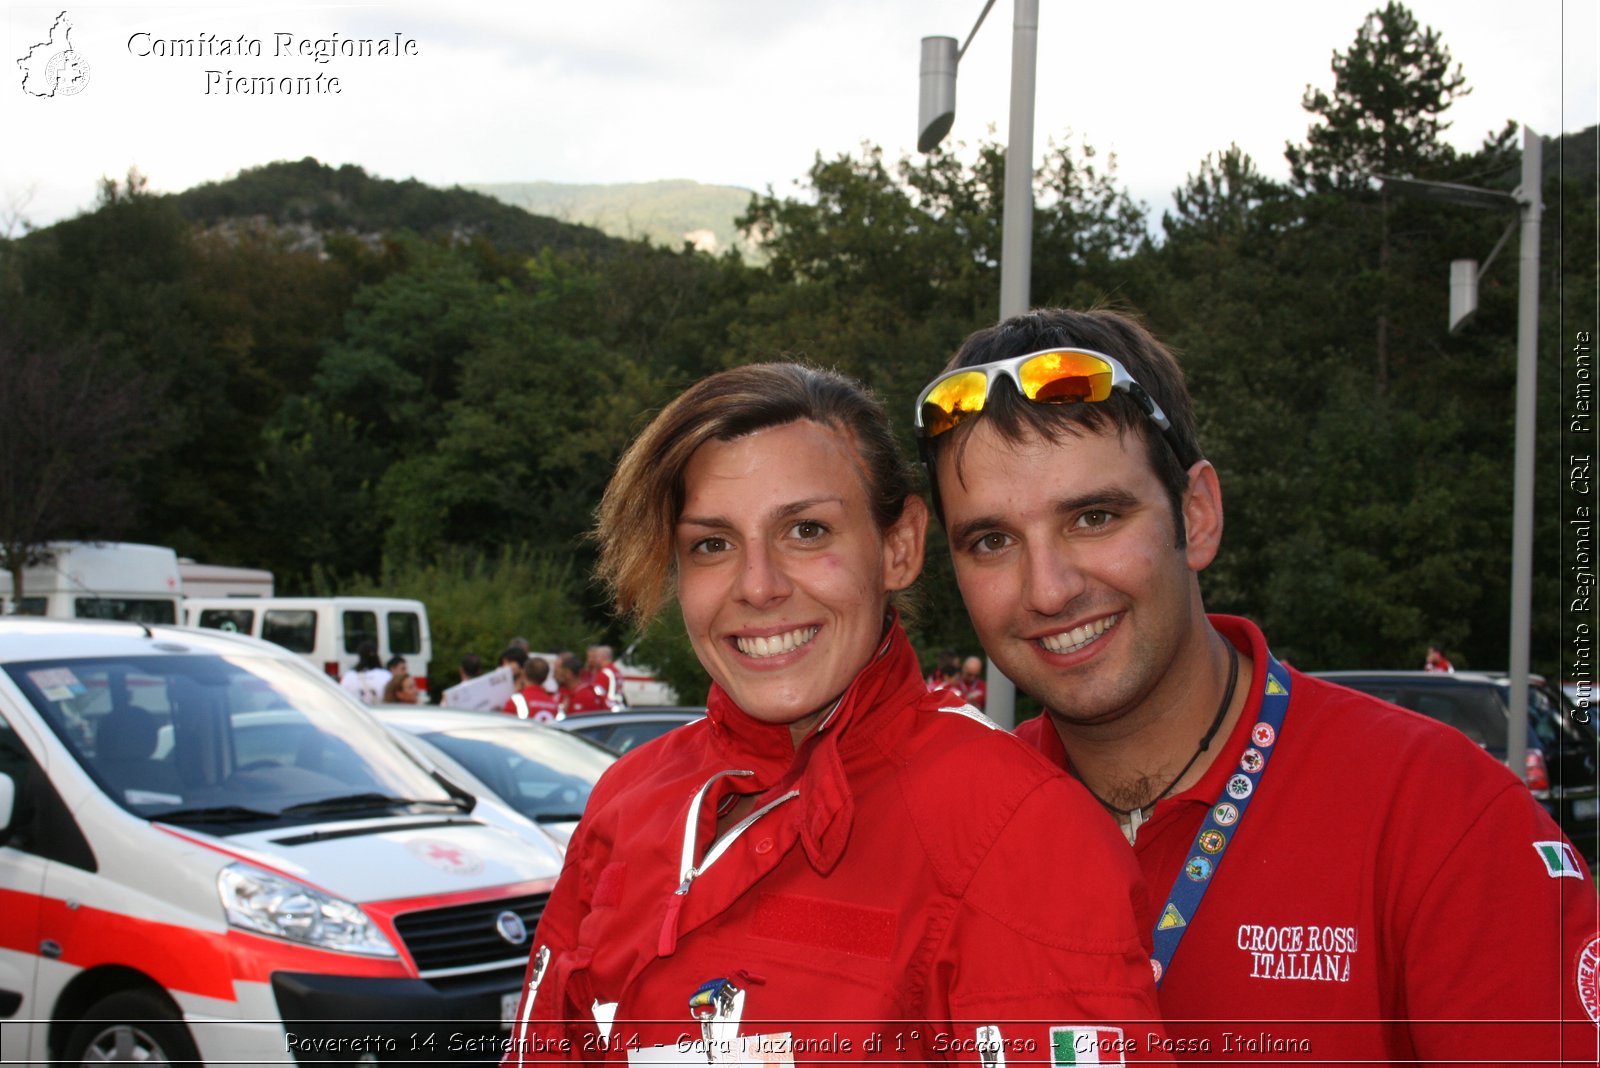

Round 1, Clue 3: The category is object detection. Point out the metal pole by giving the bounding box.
[1506,127,1542,784]
[998,0,1037,322]
[986,0,1038,729]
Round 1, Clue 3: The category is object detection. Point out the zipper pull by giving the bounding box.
[658,882,690,956]
[515,945,551,1068]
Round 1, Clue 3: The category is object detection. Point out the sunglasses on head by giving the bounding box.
[914,347,1189,462]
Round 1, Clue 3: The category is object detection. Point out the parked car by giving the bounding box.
[549,706,706,755]
[0,617,559,1066]
[373,706,615,850]
[1315,670,1598,861]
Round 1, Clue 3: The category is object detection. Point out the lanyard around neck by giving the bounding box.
[1149,648,1291,987]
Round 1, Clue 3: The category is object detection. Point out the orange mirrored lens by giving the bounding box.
[920,370,989,436]
[1018,351,1113,404]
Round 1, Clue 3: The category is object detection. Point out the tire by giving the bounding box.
[61,988,201,1066]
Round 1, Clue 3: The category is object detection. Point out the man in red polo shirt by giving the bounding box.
[504,657,560,721]
[916,307,1598,1064]
[556,651,611,716]
[584,644,627,711]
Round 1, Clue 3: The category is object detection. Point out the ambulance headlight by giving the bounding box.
[219,863,398,957]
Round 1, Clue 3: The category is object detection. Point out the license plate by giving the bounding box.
[1574,797,1598,822]
[502,990,522,1028]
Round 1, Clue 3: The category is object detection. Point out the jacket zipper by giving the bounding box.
[514,944,550,1068]
[659,771,800,955]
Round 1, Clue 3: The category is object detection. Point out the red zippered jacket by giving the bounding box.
[506,620,1172,1064]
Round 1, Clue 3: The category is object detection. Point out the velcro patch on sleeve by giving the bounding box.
[593,861,627,908]
[751,892,896,960]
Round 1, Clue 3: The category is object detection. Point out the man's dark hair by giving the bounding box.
[459,652,484,678]
[385,655,406,671]
[525,656,551,686]
[499,646,529,669]
[354,640,382,672]
[923,307,1203,546]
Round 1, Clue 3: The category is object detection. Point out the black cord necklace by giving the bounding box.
[1078,641,1240,823]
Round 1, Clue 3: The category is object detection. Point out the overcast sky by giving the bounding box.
[4,1,1595,233]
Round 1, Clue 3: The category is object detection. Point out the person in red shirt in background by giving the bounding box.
[552,652,580,715]
[1423,644,1455,672]
[555,651,612,716]
[504,657,561,721]
[584,644,627,710]
[957,655,988,711]
[915,306,1598,1064]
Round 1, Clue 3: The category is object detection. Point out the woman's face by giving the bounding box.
[675,420,925,745]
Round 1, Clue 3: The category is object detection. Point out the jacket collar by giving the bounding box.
[701,611,926,873]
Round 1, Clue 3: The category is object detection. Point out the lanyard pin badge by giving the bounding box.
[688,977,745,1064]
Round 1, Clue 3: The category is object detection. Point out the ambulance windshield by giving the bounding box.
[6,652,460,827]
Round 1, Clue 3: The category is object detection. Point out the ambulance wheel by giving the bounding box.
[61,989,200,1066]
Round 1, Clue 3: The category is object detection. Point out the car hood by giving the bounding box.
[163,815,561,901]
[540,818,578,850]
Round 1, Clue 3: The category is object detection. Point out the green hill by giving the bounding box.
[466,178,761,259]
[171,157,623,257]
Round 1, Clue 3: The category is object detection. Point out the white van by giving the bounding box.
[184,596,432,684]
[0,542,182,623]
[0,617,560,1066]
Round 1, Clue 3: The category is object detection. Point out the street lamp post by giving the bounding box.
[919,0,1039,728]
[1382,126,1543,783]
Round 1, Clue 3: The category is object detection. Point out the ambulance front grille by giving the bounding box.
[394,892,549,974]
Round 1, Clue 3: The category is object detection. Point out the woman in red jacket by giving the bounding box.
[506,363,1169,1065]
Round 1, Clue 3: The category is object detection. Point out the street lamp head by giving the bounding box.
[918,36,958,152]
[1379,175,1519,213]
[1449,259,1479,334]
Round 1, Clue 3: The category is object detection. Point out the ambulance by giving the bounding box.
[0,617,559,1065]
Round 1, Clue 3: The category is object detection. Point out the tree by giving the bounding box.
[0,318,158,604]
[1285,2,1470,391]
[1287,2,1468,193]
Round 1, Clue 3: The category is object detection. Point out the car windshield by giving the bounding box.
[1369,682,1509,750]
[6,652,455,826]
[415,726,613,824]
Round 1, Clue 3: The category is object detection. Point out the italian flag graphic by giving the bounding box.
[1050,1026,1125,1066]
[1534,840,1583,879]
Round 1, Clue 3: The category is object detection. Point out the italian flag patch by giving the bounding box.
[1050,1026,1125,1066]
[1534,840,1583,879]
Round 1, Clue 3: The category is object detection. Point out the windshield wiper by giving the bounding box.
[533,812,586,824]
[282,792,469,816]
[154,804,280,824]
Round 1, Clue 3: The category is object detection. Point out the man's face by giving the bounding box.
[936,419,1211,729]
